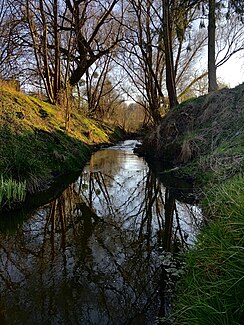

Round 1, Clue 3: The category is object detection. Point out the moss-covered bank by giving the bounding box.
[137,83,244,324]
[0,86,124,209]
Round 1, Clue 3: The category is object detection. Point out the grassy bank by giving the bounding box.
[137,84,244,324]
[0,85,123,209]
[171,87,244,324]
[138,83,244,178]
[173,175,244,324]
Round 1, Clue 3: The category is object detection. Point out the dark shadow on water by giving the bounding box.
[0,172,81,232]
[146,159,200,205]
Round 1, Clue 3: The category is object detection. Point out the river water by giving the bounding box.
[0,140,202,325]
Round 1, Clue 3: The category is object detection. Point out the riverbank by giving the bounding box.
[174,175,244,324]
[0,86,125,210]
[137,83,244,324]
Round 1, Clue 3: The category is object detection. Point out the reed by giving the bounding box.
[0,175,27,208]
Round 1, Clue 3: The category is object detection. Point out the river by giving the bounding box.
[0,140,202,325]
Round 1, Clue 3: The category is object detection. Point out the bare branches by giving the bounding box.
[0,0,24,78]
[65,0,124,86]
[19,0,124,102]
[216,15,244,68]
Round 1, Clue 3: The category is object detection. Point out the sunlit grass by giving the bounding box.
[0,85,122,209]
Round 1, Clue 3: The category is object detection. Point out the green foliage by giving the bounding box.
[174,176,244,325]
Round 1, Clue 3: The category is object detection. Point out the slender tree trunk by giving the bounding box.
[53,0,60,102]
[39,0,55,103]
[163,0,178,108]
[26,0,54,103]
[145,0,162,124]
[208,0,218,92]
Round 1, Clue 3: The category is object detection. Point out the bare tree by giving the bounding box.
[23,0,124,103]
[84,53,122,119]
[205,0,244,92]
[0,0,24,79]
[216,10,244,69]
[116,0,203,123]
[116,0,166,124]
[24,0,62,102]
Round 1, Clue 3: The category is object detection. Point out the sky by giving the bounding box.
[217,53,244,87]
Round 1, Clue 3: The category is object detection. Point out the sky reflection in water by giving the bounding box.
[0,140,202,325]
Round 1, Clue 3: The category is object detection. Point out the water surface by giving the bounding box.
[0,140,201,324]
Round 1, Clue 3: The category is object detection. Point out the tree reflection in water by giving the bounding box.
[0,141,201,324]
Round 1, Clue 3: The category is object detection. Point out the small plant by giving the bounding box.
[0,175,27,209]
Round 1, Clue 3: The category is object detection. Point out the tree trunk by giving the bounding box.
[163,0,178,108]
[53,0,61,102]
[208,0,218,92]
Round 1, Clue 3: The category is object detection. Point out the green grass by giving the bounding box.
[173,95,206,111]
[173,175,244,325]
[0,176,26,208]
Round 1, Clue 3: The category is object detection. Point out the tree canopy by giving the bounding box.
[0,0,243,122]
